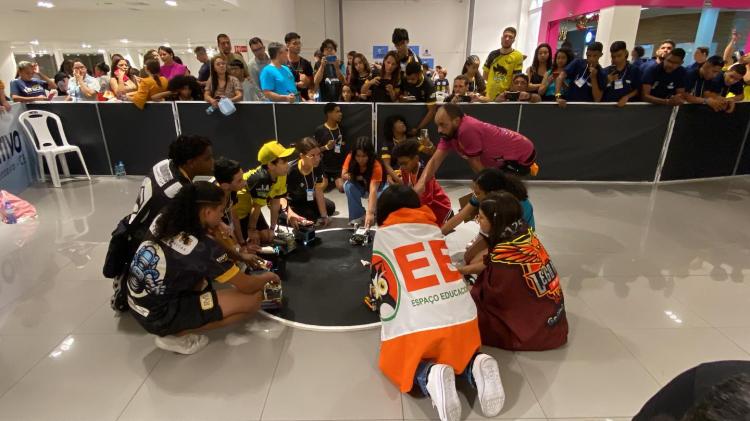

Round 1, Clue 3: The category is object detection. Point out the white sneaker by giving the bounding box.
[426,364,461,421]
[348,217,364,227]
[471,354,505,417]
[155,333,209,355]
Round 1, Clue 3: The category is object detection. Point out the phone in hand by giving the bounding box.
[505,91,520,101]
[326,55,337,63]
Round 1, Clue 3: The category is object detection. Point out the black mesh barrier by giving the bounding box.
[98,102,178,176]
[735,117,750,175]
[176,102,276,171]
[25,103,111,175]
[376,103,521,180]
[518,104,672,181]
[273,103,373,146]
[661,103,750,180]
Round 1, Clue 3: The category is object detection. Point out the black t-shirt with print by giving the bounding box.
[314,61,343,102]
[435,78,450,93]
[126,229,237,323]
[314,124,347,175]
[286,160,324,205]
[128,159,191,238]
[401,76,437,103]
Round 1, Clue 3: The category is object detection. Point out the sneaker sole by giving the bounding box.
[474,356,505,417]
[154,336,208,355]
[433,366,462,421]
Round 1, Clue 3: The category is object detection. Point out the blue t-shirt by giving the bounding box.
[10,78,47,98]
[707,72,744,97]
[641,64,686,99]
[521,199,535,230]
[684,67,712,97]
[259,64,298,99]
[563,58,606,102]
[602,63,641,102]
[639,58,657,72]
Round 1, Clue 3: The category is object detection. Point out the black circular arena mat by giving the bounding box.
[260,228,381,331]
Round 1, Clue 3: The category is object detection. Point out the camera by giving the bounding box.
[504,91,520,101]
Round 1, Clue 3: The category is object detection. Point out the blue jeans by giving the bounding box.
[414,353,480,397]
[344,181,386,221]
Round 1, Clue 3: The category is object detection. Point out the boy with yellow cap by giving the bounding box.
[234,140,300,245]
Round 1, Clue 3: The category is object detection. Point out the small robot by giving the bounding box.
[261,282,283,311]
[349,224,372,246]
[273,230,297,254]
[294,222,317,246]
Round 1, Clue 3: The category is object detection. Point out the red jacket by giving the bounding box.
[398,163,452,224]
[471,225,568,351]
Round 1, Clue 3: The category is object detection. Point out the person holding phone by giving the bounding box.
[494,74,541,103]
[602,41,641,107]
[314,39,345,102]
[110,58,139,99]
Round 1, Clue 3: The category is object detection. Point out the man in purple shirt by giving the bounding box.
[415,103,536,194]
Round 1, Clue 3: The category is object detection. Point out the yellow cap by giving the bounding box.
[258,140,295,165]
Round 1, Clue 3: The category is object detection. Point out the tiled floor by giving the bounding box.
[1,176,749,420]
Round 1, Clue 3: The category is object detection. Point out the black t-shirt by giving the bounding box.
[314,124,347,175]
[198,62,210,82]
[684,67,712,97]
[467,76,486,95]
[401,76,436,103]
[435,78,450,93]
[314,61,343,102]
[349,75,367,100]
[286,160,324,204]
[367,68,400,103]
[126,227,238,323]
[128,159,191,238]
[289,56,314,101]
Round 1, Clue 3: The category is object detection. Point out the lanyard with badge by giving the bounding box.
[613,66,628,90]
[304,166,315,202]
[574,66,591,88]
[328,126,342,153]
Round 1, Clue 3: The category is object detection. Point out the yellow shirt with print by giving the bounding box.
[483,49,524,100]
[233,166,287,220]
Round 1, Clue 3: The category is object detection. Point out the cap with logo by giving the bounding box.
[258,140,295,165]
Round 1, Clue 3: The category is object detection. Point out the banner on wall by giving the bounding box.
[0,104,36,195]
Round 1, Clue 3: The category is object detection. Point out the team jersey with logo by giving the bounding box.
[471,223,568,351]
[233,166,287,219]
[128,159,190,233]
[370,206,480,392]
[483,49,524,100]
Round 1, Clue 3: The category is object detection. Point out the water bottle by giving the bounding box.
[114,161,126,177]
[206,105,215,115]
[3,200,16,224]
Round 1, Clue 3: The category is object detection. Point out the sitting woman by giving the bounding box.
[285,137,336,226]
[204,56,243,109]
[464,192,568,351]
[342,138,386,228]
[442,168,535,271]
[151,75,204,102]
[126,181,280,355]
[109,58,139,100]
[380,114,434,182]
[127,59,167,110]
[371,184,505,421]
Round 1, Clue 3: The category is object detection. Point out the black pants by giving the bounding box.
[501,149,537,176]
[288,198,336,222]
[239,212,270,239]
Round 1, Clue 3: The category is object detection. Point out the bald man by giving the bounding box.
[414,103,536,194]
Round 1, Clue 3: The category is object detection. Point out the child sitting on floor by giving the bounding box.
[462,191,568,351]
[370,184,505,421]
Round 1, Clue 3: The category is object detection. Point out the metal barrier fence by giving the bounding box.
[22,101,750,183]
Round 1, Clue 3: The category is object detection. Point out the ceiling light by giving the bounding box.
[120,38,129,44]
[81,43,92,48]
[165,0,177,6]
[30,40,39,45]
[98,49,106,53]
[163,42,171,47]
[37,1,55,8]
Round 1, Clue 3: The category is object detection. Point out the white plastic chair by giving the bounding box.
[18,109,91,188]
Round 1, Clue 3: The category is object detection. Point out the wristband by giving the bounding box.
[555,93,562,99]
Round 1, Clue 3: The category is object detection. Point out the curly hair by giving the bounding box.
[383,114,408,143]
[154,181,225,244]
[168,135,212,167]
[167,75,203,100]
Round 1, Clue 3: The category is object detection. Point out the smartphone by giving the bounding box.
[420,129,429,140]
[326,55,337,63]
[505,91,520,101]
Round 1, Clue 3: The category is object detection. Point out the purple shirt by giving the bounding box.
[437,115,535,167]
[160,63,187,80]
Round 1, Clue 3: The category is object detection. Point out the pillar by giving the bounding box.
[595,5,641,67]
[0,42,16,94]
[694,8,719,52]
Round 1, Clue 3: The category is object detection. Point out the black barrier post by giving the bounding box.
[732,105,750,175]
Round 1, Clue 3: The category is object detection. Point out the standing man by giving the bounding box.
[641,48,687,106]
[285,32,314,101]
[414,104,536,195]
[314,39,345,102]
[683,55,725,111]
[554,42,606,106]
[631,46,648,67]
[68,61,100,101]
[260,42,298,103]
[690,47,709,70]
[217,33,250,80]
[640,39,675,71]
[483,27,524,101]
[392,28,421,73]
[401,61,437,134]
[314,102,347,193]
[248,37,270,102]
[194,46,210,87]
[602,41,641,107]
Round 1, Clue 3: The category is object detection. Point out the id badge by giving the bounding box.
[575,77,585,88]
[614,80,624,90]
[334,143,341,153]
[306,189,314,201]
